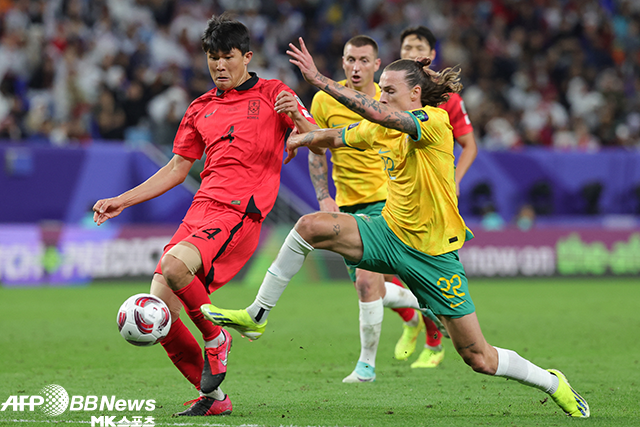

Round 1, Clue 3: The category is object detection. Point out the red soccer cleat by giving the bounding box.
[173,395,232,416]
[200,328,232,393]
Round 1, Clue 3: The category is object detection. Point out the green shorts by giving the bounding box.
[339,201,386,282]
[346,213,475,318]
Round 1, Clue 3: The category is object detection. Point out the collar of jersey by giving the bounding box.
[215,72,259,97]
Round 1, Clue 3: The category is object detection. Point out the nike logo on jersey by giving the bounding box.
[205,109,218,118]
[378,149,390,154]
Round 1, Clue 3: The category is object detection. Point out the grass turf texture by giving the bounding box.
[1,277,638,427]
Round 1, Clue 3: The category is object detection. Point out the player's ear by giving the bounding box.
[411,85,421,102]
[243,51,253,65]
[430,48,437,62]
[374,58,381,72]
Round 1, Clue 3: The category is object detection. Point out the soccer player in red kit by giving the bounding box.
[93,14,316,416]
[392,26,479,368]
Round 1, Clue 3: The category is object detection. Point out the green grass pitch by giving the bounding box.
[1,277,639,427]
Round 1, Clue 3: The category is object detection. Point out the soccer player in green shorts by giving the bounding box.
[201,37,590,418]
[308,35,445,382]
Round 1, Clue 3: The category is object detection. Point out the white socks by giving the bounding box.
[204,330,226,348]
[357,299,383,367]
[494,347,559,394]
[382,281,420,309]
[246,229,314,323]
[201,387,225,400]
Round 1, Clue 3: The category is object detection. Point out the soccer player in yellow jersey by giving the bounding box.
[308,35,443,382]
[392,25,480,368]
[201,38,589,418]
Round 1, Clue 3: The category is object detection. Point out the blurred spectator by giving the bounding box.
[516,204,536,231]
[0,0,637,150]
[481,203,505,231]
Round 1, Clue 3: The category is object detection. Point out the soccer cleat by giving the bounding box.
[200,329,232,394]
[342,361,376,383]
[201,304,266,341]
[410,347,445,368]
[419,308,449,338]
[548,369,590,418]
[173,395,232,416]
[394,316,424,360]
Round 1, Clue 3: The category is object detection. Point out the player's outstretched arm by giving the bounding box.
[287,37,417,136]
[284,128,344,164]
[93,154,195,225]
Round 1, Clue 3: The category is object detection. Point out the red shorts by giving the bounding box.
[154,200,262,293]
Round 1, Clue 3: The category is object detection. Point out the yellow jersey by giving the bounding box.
[310,81,387,207]
[342,106,468,255]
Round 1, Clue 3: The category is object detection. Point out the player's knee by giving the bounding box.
[459,349,493,375]
[160,254,189,290]
[294,213,325,244]
[354,271,379,298]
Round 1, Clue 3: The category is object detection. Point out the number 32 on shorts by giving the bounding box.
[437,275,467,308]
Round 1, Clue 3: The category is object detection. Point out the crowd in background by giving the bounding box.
[0,0,638,151]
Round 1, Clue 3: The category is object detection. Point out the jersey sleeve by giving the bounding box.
[341,120,379,151]
[172,104,204,160]
[310,91,328,129]
[443,93,473,138]
[408,108,451,149]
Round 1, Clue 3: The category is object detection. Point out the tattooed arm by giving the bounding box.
[308,152,340,212]
[284,128,344,164]
[287,37,418,136]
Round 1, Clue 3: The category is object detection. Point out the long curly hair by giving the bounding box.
[384,57,462,107]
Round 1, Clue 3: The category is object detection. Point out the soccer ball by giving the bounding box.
[117,293,171,346]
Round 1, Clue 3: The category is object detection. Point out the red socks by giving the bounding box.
[174,278,221,342]
[423,314,443,347]
[160,318,203,389]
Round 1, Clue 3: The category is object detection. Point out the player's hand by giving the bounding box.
[284,131,304,164]
[287,37,321,86]
[318,197,339,213]
[93,197,126,225]
[275,90,300,118]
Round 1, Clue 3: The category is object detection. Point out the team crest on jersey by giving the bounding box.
[411,110,429,122]
[347,122,360,130]
[248,100,260,116]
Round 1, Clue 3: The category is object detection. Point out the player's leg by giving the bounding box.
[382,274,424,360]
[201,212,363,337]
[342,269,384,383]
[151,275,203,389]
[441,312,589,417]
[411,312,445,368]
[381,275,444,364]
[160,245,232,416]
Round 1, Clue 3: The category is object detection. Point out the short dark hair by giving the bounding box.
[384,58,462,107]
[201,13,250,54]
[345,35,379,57]
[400,26,437,51]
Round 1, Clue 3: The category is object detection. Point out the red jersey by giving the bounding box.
[173,73,314,218]
[438,92,473,139]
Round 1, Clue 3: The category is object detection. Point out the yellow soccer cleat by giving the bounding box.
[394,315,425,360]
[201,304,266,341]
[548,369,590,418]
[411,347,445,368]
